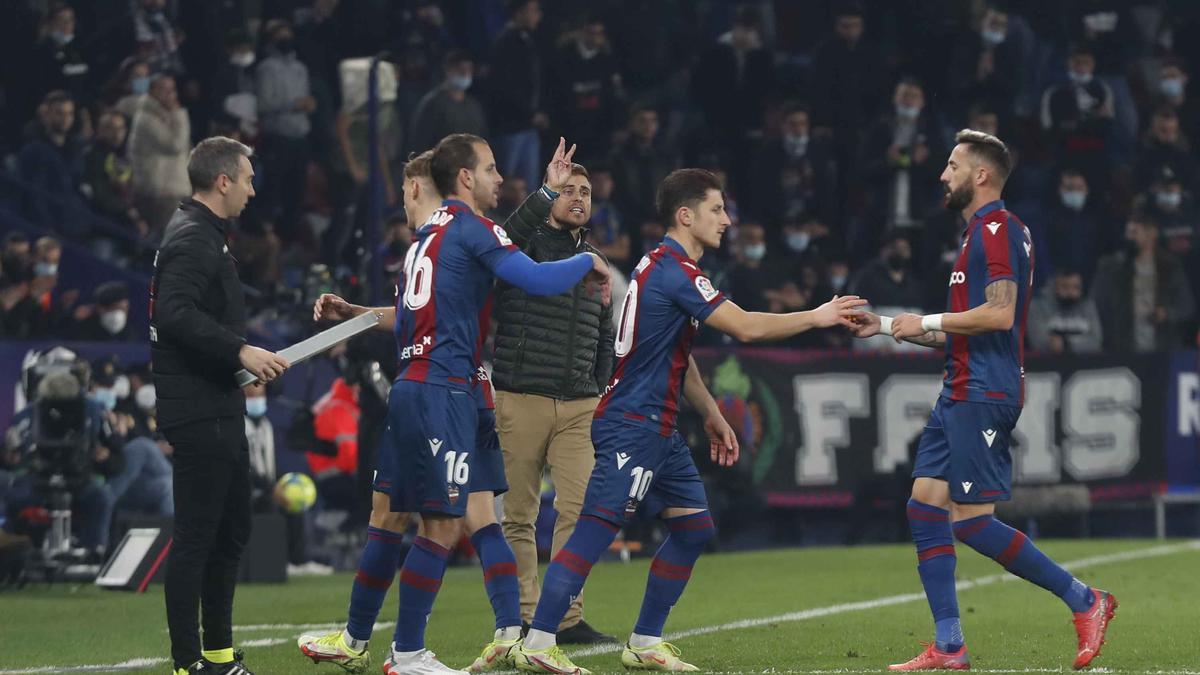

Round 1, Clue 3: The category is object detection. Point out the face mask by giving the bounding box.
[100,309,127,335]
[830,274,847,289]
[885,253,908,272]
[895,104,921,120]
[784,134,809,156]
[112,375,131,400]
[577,42,600,60]
[131,76,151,95]
[135,383,156,411]
[1068,71,1093,86]
[34,262,58,277]
[50,31,74,46]
[246,396,268,418]
[92,388,117,412]
[981,28,1006,45]
[447,74,473,91]
[231,52,256,68]
[1156,191,1182,210]
[742,243,766,261]
[1060,190,1087,211]
[1160,77,1184,98]
[786,232,811,253]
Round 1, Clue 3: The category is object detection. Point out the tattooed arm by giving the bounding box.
[889,280,1018,342]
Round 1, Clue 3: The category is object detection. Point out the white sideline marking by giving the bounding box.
[3,542,1196,674]
[567,541,1200,659]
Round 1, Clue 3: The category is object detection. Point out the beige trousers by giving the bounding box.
[494,390,598,629]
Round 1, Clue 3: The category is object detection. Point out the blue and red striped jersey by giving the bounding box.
[394,199,518,391]
[941,200,1034,407]
[596,237,727,436]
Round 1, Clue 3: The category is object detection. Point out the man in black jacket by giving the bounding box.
[493,158,617,644]
[151,136,289,675]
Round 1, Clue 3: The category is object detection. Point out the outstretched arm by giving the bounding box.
[313,294,395,331]
[703,295,866,342]
[891,279,1017,342]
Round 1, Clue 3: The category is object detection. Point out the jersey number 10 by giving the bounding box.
[615,280,639,357]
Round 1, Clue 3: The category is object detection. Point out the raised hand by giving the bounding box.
[544,136,578,192]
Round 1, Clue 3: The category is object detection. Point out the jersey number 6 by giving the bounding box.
[403,233,438,310]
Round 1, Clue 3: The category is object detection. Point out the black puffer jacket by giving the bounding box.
[150,199,247,430]
[492,190,615,399]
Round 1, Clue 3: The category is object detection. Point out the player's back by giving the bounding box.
[596,237,726,436]
[395,199,517,388]
[941,199,1033,406]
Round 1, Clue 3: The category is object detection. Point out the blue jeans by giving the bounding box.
[108,437,174,516]
[494,129,541,190]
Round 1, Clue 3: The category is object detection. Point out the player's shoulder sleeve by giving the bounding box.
[458,210,519,272]
[663,256,727,322]
[979,210,1016,284]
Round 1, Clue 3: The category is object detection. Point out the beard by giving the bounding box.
[944,181,974,211]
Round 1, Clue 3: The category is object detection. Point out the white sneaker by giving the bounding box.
[288,561,335,577]
[382,648,467,675]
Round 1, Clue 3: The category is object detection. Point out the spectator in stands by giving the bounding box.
[83,110,148,241]
[74,281,134,342]
[966,102,1001,136]
[751,103,838,227]
[584,165,629,270]
[1092,212,1195,352]
[211,29,258,138]
[810,1,881,154]
[1040,42,1115,181]
[131,0,183,75]
[779,215,832,259]
[0,265,39,339]
[609,104,680,232]
[32,4,92,107]
[549,15,623,162]
[1153,57,1198,136]
[408,50,488,155]
[231,220,282,296]
[1028,269,1103,354]
[950,5,1022,121]
[727,221,780,313]
[3,234,31,276]
[128,74,191,234]
[30,237,74,336]
[859,78,943,235]
[487,0,547,189]
[1134,165,1198,259]
[849,231,923,311]
[18,90,86,235]
[1132,106,1196,192]
[257,18,315,244]
[393,0,455,100]
[104,57,152,109]
[639,220,665,256]
[693,5,774,147]
[309,376,362,531]
[1035,168,1106,287]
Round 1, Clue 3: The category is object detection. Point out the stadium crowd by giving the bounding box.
[3,0,1200,571]
[0,0,1198,354]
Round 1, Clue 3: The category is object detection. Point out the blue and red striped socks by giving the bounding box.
[529,515,619,635]
[907,500,963,651]
[393,536,450,652]
[346,526,406,643]
[633,511,715,638]
[470,523,521,631]
[953,514,1094,613]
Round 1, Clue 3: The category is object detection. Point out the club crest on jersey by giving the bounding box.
[695,276,719,302]
[447,483,460,505]
[492,224,513,246]
[623,497,639,519]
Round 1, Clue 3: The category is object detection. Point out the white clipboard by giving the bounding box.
[235,310,383,387]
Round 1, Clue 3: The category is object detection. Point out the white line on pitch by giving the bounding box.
[3,542,1196,675]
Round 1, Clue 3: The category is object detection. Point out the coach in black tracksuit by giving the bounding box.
[151,137,289,675]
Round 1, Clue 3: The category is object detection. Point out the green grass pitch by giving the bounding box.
[2,539,1197,674]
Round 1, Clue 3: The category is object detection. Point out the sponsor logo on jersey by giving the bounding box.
[429,438,444,456]
[982,428,997,447]
[949,271,967,286]
[985,221,1002,235]
[961,481,973,494]
[616,452,631,469]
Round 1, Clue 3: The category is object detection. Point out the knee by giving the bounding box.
[667,512,716,548]
[370,509,411,533]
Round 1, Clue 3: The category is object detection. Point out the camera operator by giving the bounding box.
[4,370,118,559]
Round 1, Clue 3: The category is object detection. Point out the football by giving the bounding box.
[275,472,318,513]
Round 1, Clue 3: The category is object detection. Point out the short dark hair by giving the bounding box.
[657,169,723,226]
[507,0,537,15]
[1069,41,1094,58]
[43,90,73,107]
[954,128,1012,182]
[1129,209,1159,229]
[569,163,589,179]
[430,133,486,197]
[834,0,865,19]
[404,150,434,180]
[187,136,253,191]
[443,49,473,71]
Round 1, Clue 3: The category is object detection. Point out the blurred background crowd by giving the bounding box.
[3,0,1200,574]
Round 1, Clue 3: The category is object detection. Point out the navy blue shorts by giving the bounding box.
[913,396,1021,503]
[469,409,508,496]
[581,420,708,525]
[375,379,477,516]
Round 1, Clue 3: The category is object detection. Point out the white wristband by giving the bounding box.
[921,313,944,332]
[879,316,894,336]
